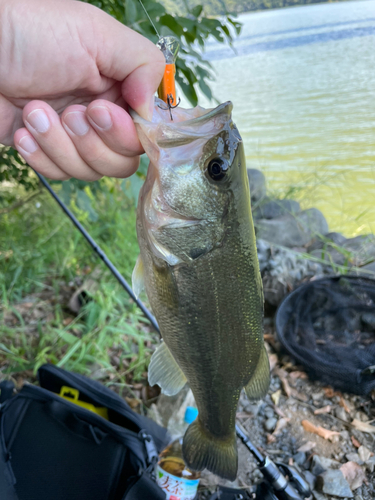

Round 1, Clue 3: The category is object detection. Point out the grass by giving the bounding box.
[1,167,374,388]
[0,177,157,392]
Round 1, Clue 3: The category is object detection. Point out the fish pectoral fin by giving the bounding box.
[148,341,187,396]
[132,255,145,299]
[244,344,270,401]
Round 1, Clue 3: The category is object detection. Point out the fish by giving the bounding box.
[130,98,270,481]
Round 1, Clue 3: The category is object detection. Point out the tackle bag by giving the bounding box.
[0,364,169,500]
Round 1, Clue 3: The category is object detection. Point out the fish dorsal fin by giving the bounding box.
[132,255,145,299]
[148,342,187,396]
[244,344,270,401]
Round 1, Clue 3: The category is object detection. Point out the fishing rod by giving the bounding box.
[34,171,311,500]
[34,171,159,332]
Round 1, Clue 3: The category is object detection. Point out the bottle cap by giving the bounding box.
[184,406,198,424]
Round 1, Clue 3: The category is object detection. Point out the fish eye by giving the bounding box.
[207,158,228,181]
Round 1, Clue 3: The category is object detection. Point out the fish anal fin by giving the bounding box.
[244,344,270,402]
[148,342,187,396]
[182,419,237,481]
[132,255,145,299]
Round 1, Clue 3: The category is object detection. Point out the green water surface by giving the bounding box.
[200,0,375,236]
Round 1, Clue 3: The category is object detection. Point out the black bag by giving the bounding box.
[0,364,169,500]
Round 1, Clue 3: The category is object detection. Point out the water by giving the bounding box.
[197,0,375,236]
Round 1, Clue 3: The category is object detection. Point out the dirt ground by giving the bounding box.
[153,323,375,499]
[195,330,375,499]
[1,287,374,500]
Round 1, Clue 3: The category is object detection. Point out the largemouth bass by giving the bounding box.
[131,99,270,481]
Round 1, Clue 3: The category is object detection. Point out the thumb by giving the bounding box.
[83,4,165,120]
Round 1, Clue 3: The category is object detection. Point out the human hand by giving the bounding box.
[0,0,165,180]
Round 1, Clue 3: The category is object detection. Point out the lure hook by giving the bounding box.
[157,94,181,121]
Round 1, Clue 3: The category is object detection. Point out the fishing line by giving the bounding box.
[137,0,160,38]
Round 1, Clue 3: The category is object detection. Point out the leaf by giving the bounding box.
[271,389,281,406]
[0,343,13,354]
[314,405,332,415]
[358,445,373,462]
[191,5,203,18]
[275,368,308,401]
[289,371,308,380]
[124,0,137,25]
[76,189,98,222]
[273,417,290,436]
[138,155,149,176]
[159,14,184,37]
[130,175,144,207]
[339,396,353,413]
[297,441,316,453]
[340,461,368,490]
[351,419,375,434]
[324,387,341,398]
[176,77,198,107]
[60,180,74,205]
[351,435,361,448]
[56,329,80,345]
[198,78,212,101]
[301,420,340,442]
[268,354,278,372]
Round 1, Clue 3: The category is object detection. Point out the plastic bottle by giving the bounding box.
[156,406,200,500]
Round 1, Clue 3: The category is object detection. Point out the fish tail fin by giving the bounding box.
[182,418,237,481]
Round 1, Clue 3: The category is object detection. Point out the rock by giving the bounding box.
[293,451,307,466]
[316,469,353,498]
[357,261,375,278]
[311,233,375,268]
[253,198,300,220]
[264,407,275,419]
[247,168,266,204]
[340,461,367,491]
[346,453,363,465]
[257,239,323,306]
[242,400,262,416]
[264,417,277,432]
[311,455,341,476]
[256,208,329,248]
[345,234,375,254]
[354,411,368,422]
[340,431,350,441]
[312,491,328,500]
[311,391,324,401]
[308,232,347,252]
[303,470,316,489]
[335,406,349,422]
[365,456,375,473]
[358,445,373,463]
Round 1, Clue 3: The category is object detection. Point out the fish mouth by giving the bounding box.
[131,99,234,149]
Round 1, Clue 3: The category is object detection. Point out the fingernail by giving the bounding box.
[26,109,50,133]
[18,136,38,154]
[88,106,113,131]
[137,96,155,122]
[63,112,90,136]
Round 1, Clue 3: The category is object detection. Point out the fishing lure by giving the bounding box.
[156,36,180,120]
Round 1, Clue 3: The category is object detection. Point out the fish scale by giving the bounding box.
[131,99,270,481]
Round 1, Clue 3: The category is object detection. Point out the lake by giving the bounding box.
[198,0,375,237]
